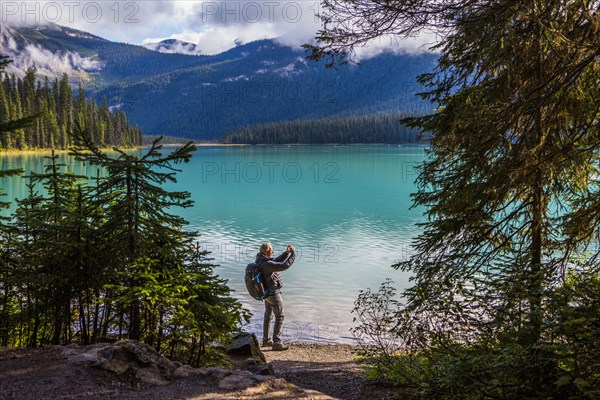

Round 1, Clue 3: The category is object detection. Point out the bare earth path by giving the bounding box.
[264,343,403,400]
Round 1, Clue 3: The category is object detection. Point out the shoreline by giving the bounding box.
[0,142,427,155]
[0,146,145,156]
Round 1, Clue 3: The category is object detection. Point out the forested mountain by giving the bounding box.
[1,23,436,141]
[221,113,422,144]
[0,64,142,150]
[96,43,434,140]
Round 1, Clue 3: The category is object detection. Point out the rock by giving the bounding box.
[60,340,186,386]
[244,358,260,367]
[218,371,254,391]
[69,352,102,366]
[62,343,113,366]
[58,340,286,393]
[134,367,170,386]
[207,367,233,381]
[172,365,210,380]
[257,363,275,376]
[94,340,178,386]
[227,332,266,363]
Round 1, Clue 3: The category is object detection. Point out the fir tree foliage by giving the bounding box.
[0,123,249,364]
[310,0,600,398]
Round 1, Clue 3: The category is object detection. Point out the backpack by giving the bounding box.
[245,261,269,300]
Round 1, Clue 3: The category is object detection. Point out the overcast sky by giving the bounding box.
[1,1,433,55]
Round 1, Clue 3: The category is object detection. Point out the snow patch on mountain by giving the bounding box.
[222,75,249,82]
[142,39,203,56]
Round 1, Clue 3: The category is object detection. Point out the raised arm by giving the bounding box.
[273,251,289,262]
[262,252,296,273]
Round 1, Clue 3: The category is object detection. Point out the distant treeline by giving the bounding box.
[142,134,195,145]
[220,113,423,144]
[0,67,142,150]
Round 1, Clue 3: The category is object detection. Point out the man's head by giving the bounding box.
[260,242,273,257]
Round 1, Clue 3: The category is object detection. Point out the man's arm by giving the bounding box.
[262,252,296,273]
[273,251,289,262]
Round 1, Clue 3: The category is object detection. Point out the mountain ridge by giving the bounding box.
[0,23,436,140]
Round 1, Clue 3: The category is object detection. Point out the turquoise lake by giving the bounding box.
[0,144,427,343]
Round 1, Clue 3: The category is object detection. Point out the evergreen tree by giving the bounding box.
[310,1,600,397]
[0,57,142,150]
[16,154,86,345]
[70,126,248,353]
[0,56,39,347]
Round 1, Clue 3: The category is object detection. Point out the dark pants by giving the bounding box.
[263,292,284,343]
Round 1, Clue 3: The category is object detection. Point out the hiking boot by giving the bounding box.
[261,339,273,347]
[272,342,289,351]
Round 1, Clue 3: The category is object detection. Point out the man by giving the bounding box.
[255,242,296,351]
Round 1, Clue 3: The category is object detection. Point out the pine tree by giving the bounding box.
[76,136,187,339]
[67,126,248,356]
[310,1,600,397]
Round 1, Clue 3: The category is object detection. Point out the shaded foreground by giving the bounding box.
[0,344,331,400]
[0,343,402,400]
[264,344,403,400]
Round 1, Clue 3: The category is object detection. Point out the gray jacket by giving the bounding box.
[255,251,296,293]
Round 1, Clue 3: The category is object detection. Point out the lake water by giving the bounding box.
[0,145,427,343]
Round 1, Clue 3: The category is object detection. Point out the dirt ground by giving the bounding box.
[0,344,404,400]
[264,343,403,400]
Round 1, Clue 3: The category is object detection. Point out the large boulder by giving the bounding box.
[227,332,266,363]
[97,340,178,385]
[63,340,179,385]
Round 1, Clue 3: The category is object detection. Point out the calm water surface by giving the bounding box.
[0,145,427,343]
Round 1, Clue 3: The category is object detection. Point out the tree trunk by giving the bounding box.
[79,296,89,345]
[129,301,141,340]
[92,289,100,343]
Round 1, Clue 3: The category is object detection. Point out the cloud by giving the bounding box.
[0,26,103,79]
[0,1,434,57]
[0,1,186,43]
[141,1,434,57]
[352,34,438,60]
[142,22,284,55]
[142,0,322,55]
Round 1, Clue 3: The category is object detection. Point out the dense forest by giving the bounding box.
[221,113,422,144]
[0,61,142,150]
